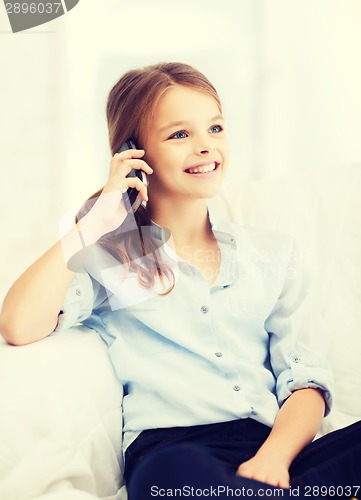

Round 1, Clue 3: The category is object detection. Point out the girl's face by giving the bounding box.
[143,84,229,203]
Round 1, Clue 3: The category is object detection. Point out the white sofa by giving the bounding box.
[1,164,360,500]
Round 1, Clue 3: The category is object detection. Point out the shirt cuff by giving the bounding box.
[50,272,95,334]
[276,351,334,417]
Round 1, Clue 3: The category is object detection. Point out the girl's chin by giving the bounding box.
[147,179,224,203]
[195,182,224,200]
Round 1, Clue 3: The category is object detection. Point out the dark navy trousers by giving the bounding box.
[124,418,361,499]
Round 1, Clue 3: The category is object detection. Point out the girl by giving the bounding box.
[0,63,360,499]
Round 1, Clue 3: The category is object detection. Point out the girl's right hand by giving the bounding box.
[84,148,153,239]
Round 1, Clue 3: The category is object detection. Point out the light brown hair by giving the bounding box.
[77,62,222,292]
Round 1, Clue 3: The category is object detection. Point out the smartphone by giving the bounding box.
[118,139,148,213]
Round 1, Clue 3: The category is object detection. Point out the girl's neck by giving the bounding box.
[147,198,213,249]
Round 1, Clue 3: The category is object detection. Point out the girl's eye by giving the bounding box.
[169,130,188,140]
[209,124,223,133]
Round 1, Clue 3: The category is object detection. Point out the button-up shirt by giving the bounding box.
[53,209,334,453]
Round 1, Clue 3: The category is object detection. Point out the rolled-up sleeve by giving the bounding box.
[51,272,105,334]
[265,238,334,416]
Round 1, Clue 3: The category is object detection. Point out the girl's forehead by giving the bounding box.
[154,85,221,120]
[139,85,221,143]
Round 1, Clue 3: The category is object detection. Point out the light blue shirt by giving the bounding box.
[54,209,333,453]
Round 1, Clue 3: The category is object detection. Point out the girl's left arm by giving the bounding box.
[236,387,325,488]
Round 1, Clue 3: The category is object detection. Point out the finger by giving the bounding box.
[114,148,145,160]
[111,157,153,176]
[236,468,253,479]
[121,158,154,174]
[278,475,290,489]
[123,177,148,201]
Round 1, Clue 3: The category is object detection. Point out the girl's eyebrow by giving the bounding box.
[158,115,224,133]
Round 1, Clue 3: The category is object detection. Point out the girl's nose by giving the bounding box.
[198,145,216,155]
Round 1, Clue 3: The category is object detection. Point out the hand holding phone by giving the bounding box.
[82,139,151,241]
[117,140,148,213]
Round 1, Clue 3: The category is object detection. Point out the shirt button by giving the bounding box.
[200,305,209,314]
[75,288,82,296]
[291,354,301,363]
[233,385,241,391]
[215,352,223,357]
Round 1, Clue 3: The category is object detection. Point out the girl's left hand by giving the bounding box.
[236,455,290,489]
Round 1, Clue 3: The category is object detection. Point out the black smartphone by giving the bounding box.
[117,139,147,213]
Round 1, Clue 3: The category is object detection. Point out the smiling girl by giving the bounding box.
[1,62,360,499]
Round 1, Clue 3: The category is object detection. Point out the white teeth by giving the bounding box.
[186,163,216,174]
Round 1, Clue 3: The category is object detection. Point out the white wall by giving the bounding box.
[255,0,361,177]
[1,0,361,305]
[0,16,66,306]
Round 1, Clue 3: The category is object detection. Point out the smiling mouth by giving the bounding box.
[184,162,219,175]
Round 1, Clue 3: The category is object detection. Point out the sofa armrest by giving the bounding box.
[0,326,125,500]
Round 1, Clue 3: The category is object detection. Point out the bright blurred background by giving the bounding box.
[1,0,361,305]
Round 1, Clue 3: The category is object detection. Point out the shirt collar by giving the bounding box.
[148,206,238,287]
[149,204,237,248]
